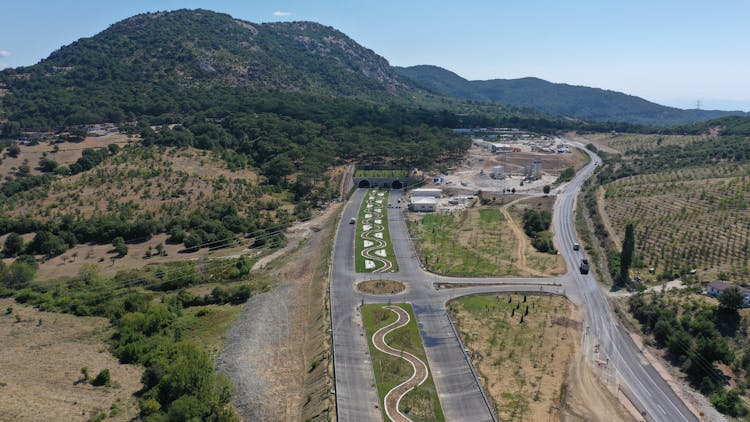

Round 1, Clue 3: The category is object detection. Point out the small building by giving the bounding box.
[409,197,437,212]
[491,143,514,153]
[707,281,750,307]
[411,188,442,198]
[490,165,505,180]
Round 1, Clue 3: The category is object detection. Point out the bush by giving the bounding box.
[556,167,575,183]
[112,237,128,257]
[92,369,111,387]
[531,232,556,253]
[711,388,747,417]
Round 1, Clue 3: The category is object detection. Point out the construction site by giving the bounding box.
[425,136,583,199]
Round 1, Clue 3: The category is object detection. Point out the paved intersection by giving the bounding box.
[330,144,698,421]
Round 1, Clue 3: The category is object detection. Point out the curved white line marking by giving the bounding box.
[371,306,430,422]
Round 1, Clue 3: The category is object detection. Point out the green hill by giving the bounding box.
[0,9,426,130]
[395,65,748,126]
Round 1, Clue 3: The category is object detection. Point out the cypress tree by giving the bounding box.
[620,223,635,283]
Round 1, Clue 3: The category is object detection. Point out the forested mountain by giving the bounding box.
[395,65,748,126]
[0,9,425,130]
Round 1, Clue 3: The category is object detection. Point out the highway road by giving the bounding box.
[330,144,699,421]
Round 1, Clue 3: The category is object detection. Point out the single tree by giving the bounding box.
[3,233,24,257]
[620,223,635,283]
[112,237,128,257]
[6,145,20,157]
[719,287,744,311]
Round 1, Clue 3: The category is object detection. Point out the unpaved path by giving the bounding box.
[500,198,547,277]
[371,306,429,422]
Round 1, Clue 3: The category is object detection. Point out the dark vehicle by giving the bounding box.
[573,242,580,251]
[580,258,589,274]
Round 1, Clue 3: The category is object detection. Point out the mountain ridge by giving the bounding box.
[395,64,748,126]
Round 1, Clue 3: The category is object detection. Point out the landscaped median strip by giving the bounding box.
[362,303,444,422]
[355,189,397,272]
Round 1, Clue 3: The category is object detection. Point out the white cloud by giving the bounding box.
[272,11,291,17]
[0,50,10,57]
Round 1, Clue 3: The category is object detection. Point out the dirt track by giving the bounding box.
[371,306,429,422]
[500,198,548,277]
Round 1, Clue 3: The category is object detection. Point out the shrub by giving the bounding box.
[92,369,111,387]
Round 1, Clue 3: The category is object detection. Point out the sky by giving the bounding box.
[1,0,749,111]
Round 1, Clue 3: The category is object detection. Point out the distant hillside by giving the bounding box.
[396,65,748,126]
[0,9,425,130]
[672,115,750,136]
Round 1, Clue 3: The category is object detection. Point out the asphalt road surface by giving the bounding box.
[331,144,698,422]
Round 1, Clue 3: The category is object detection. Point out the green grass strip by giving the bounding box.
[354,190,398,272]
[362,303,445,422]
[355,169,409,178]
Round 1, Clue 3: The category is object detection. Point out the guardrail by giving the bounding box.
[445,312,499,422]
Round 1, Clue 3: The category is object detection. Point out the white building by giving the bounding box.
[411,188,442,198]
[410,197,437,212]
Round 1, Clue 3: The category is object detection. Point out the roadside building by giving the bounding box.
[409,197,437,212]
[411,188,442,198]
[491,143,514,153]
[707,281,750,307]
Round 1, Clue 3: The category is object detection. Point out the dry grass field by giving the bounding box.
[0,133,132,177]
[3,145,268,221]
[449,294,629,421]
[0,143,310,280]
[0,298,142,422]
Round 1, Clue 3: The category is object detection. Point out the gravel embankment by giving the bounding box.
[217,281,300,421]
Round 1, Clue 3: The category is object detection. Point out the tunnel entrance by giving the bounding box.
[391,180,403,189]
[358,179,371,188]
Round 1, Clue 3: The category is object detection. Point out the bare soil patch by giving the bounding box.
[0,298,142,421]
[356,279,406,295]
[439,145,577,196]
[449,294,628,421]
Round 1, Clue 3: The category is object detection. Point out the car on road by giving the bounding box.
[349,217,356,224]
[580,258,589,274]
[573,242,580,251]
